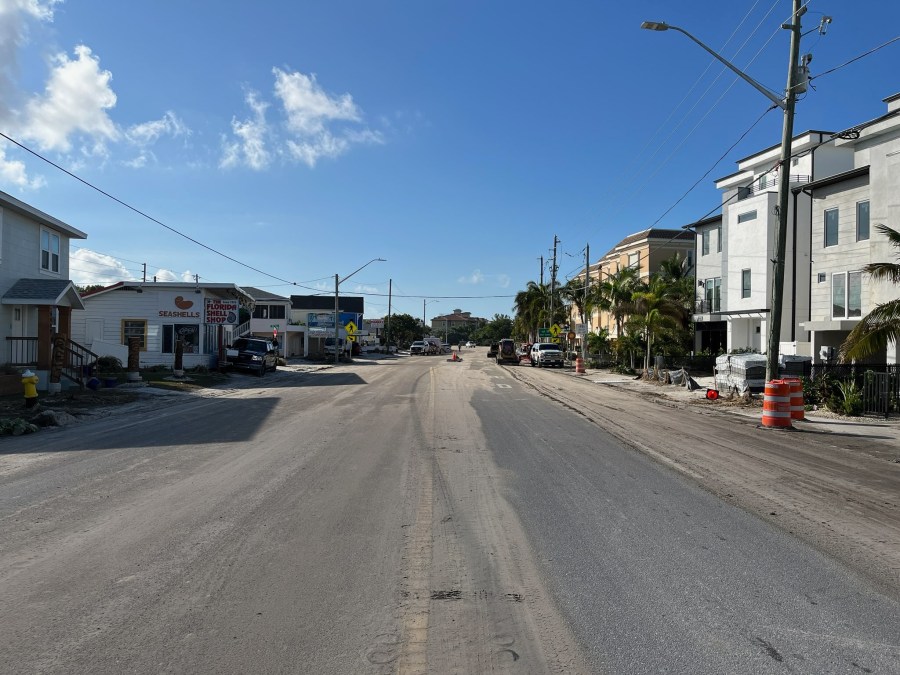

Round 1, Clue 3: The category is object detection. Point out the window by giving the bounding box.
[737,210,757,224]
[686,250,693,270]
[834,272,862,319]
[824,208,839,247]
[269,305,285,319]
[741,269,751,298]
[704,277,722,312]
[701,229,710,256]
[41,229,60,273]
[737,186,751,201]
[856,201,870,241]
[627,252,640,269]
[758,175,767,190]
[122,319,147,349]
[716,224,722,253]
[163,324,200,353]
[253,305,268,319]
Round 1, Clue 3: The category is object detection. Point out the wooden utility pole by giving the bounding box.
[766,0,804,381]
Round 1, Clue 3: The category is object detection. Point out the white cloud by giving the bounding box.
[152,269,179,282]
[220,90,270,170]
[0,144,45,188]
[126,111,189,146]
[23,44,119,153]
[70,248,134,286]
[457,270,509,288]
[458,270,485,285]
[221,67,382,170]
[352,284,380,294]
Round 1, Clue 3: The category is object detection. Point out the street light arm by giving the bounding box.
[339,257,387,286]
[641,21,786,110]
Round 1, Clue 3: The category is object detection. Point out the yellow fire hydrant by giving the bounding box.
[22,369,39,410]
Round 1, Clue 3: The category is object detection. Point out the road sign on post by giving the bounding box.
[538,328,551,338]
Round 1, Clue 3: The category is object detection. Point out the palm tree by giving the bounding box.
[655,252,696,332]
[631,275,683,371]
[513,281,551,342]
[559,278,587,328]
[839,224,900,361]
[591,266,639,340]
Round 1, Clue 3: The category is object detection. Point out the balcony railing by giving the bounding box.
[695,299,721,314]
[737,174,811,200]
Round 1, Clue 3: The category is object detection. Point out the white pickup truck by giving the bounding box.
[530,342,565,368]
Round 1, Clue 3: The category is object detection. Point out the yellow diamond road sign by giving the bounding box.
[550,323,561,337]
[346,335,356,342]
[345,321,358,334]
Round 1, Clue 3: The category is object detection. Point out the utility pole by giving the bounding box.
[766,0,804,382]
[142,263,146,283]
[549,236,558,325]
[538,256,544,286]
[387,279,392,352]
[583,243,590,359]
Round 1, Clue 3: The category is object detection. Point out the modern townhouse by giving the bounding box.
[698,129,855,356]
[0,190,87,391]
[798,92,900,365]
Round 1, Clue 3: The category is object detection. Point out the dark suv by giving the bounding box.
[227,337,277,376]
[496,339,518,365]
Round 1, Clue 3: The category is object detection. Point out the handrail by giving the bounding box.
[59,338,99,388]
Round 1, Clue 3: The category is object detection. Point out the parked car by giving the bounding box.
[530,342,564,368]
[410,340,427,355]
[465,341,476,348]
[226,337,278,376]
[487,342,499,358]
[517,343,532,362]
[496,339,518,365]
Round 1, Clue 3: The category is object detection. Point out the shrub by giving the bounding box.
[836,379,864,416]
[96,355,123,373]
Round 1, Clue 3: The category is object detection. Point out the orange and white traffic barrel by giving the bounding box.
[782,377,805,421]
[761,379,792,429]
[575,356,585,374]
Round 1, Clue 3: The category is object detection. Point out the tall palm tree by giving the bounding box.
[656,252,696,332]
[840,224,900,361]
[559,278,587,327]
[514,281,550,342]
[592,266,639,339]
[631,274,683,371]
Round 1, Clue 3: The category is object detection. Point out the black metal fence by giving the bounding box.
[796,363,900,418]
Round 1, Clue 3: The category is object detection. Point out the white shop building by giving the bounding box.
[71,281,254,369]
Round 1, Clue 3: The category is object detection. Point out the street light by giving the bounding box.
[642,5,804,381]
[335,258,386,365]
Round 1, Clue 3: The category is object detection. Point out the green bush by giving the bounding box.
[836,379,864,416]
[96,355,123,373]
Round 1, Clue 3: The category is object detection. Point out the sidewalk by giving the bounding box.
[566,366,900,447]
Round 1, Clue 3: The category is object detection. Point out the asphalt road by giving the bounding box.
[0,352,898,673]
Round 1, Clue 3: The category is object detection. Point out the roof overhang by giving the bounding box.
[1,279,85,310]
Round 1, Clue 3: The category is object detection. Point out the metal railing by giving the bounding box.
[694,299,722,314]
[6,337,38,366]
[59,339,99,388]
[737,174,811,200]
[796,363,900,418]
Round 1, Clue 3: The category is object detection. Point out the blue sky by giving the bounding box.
[1,1,898,322]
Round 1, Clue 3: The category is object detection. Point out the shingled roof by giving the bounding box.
[1,278,85,310]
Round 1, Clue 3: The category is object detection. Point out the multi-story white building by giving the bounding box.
[695,92,900,366]
[697,130,855,355]
[799,93,900,365]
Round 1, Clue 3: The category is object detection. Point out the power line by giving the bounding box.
[809,35,900,81]
[0,130,298,286]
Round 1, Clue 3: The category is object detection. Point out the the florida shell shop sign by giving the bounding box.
[204,298,240,325]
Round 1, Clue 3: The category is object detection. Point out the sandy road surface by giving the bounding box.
[508,364,900,598]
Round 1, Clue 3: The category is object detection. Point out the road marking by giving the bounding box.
[496,384,512,389]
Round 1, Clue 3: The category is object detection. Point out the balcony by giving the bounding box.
[695,299,721,314]
[737,174,811,200]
